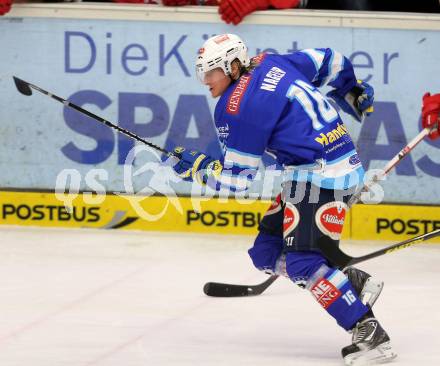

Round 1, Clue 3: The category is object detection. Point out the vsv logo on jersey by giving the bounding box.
[314,123,349,146]
[315,201,348,240]
[311,278,342,309]
[260,66,286,92]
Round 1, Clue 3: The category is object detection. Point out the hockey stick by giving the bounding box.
[12,76,170,155]
[318,228,440,268]
[317,124,439,266]
[12,75,278,297]
[347,125,436,207]
[205,125,438,297]
[12,75,277,297]
[203,274,279,297]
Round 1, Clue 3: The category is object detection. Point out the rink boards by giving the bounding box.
[1,5,440,206]
[0,190,439,243]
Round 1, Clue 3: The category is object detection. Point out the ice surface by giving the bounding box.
[0,226,439,366]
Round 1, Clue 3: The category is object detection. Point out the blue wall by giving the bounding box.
[0,17,439,203]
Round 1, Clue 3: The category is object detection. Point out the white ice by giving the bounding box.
[0,226,439,366]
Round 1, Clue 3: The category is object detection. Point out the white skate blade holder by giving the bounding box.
[344,341,397,365]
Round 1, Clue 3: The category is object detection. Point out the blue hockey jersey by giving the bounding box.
[210,48,365,192]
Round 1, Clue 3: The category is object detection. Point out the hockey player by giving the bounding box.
[164,34,396,365]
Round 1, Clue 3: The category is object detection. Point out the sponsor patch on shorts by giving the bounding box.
[315,201,348,240]
[283,202,300,238]
[265,194,282,216]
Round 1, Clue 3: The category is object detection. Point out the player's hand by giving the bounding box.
[0,0,12,16]
[353,79,374,115]
[422,92,440,140]
[327,80,374,123]
[163,146,222,184]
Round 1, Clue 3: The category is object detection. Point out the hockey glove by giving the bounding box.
[422,92,440,140]
[327,80,374,123]
[164,146,223,185]
[0,0,12,16]
[219,0,302,25]
[162,0,219,5]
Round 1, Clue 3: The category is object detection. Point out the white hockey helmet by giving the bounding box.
[195,34,251,83]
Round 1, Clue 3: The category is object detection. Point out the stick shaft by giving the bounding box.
[318,228,440,268]
[22,79,170,155]
[353,228,440,264]
[348,126,433,207]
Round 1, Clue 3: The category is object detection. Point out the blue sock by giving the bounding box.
[306,265,369,330]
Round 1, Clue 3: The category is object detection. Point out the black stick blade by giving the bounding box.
[204,282,256,297]
[203,275,278,297]
[13,76,33,96]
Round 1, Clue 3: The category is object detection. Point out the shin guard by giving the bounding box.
[306,264,369,330]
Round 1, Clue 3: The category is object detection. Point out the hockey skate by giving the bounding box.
[344,267,384,308]
[342,318,397,365]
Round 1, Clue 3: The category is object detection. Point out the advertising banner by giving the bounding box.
[1,190,439,243]
[1,15,439,204]
[351,204,440,241]
[0,191,279,236]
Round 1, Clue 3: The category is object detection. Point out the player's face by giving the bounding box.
[203,68,231,98]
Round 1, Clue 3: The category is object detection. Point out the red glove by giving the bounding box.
[162,0,218,5]
[113,1,159,3]
[219,0,300,25]
[422,92,440,140]
[162,0,193,4]
[270,0,303,8]
[0,0,12,16]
